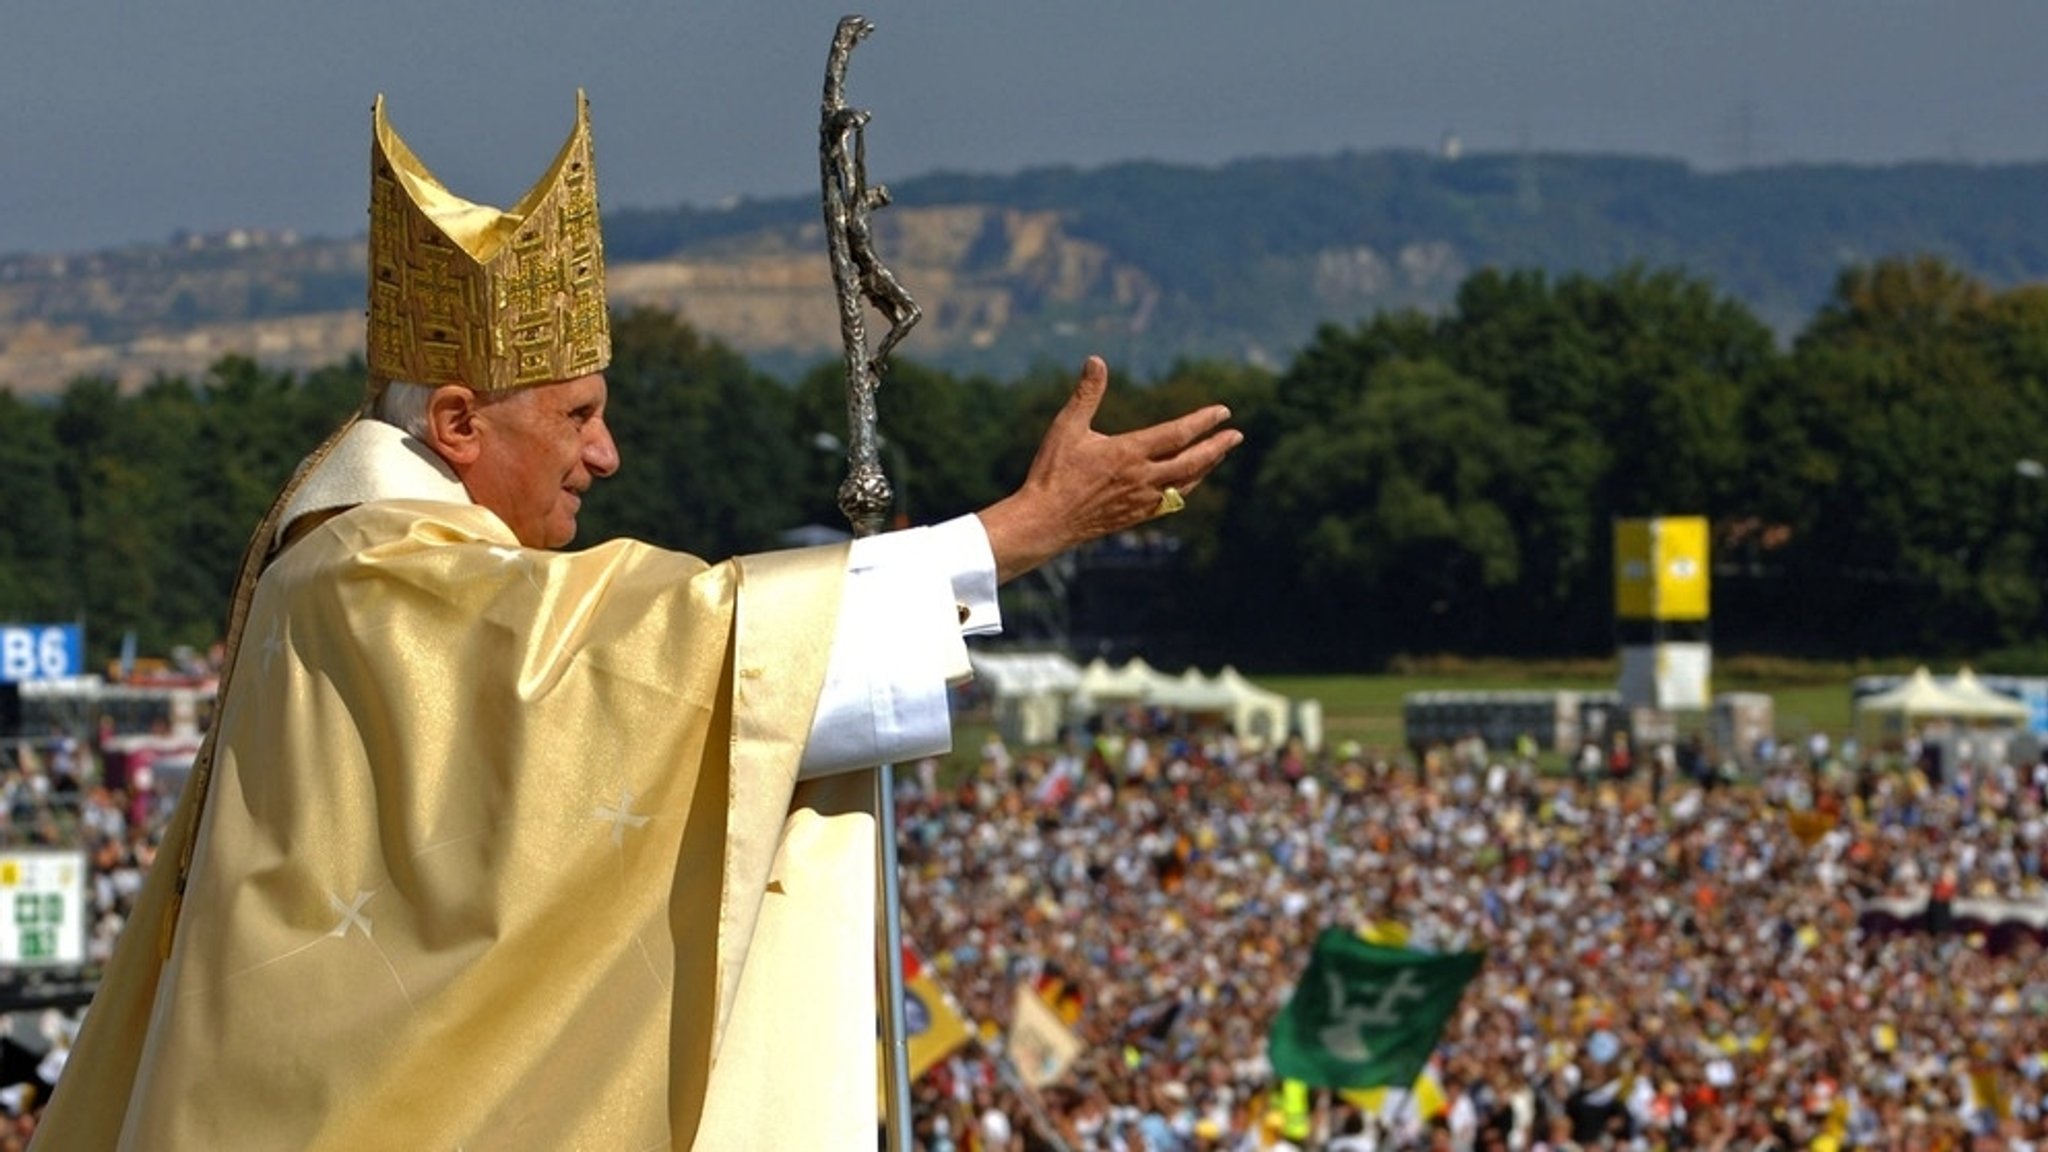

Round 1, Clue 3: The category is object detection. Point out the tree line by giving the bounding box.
[2,254,2045,673]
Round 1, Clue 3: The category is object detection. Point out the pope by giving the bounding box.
[30,93,1238,1150]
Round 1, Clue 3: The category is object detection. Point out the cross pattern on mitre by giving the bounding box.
[365,91,609,392]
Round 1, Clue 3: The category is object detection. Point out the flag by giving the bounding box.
[1034,965,1087,1026]
[1010,985,1085,1089]
[903,969,973,1081]
[1121,996,1183,1054]
[1787,807,1835,846]
[1342,1061,1448,1124]
[878,953,976,1117]
[1358,919,1410,948]
[1964,1063,2009,1122]
[1268,928,1483,1089]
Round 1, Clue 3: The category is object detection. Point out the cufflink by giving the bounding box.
[957,603,971,626]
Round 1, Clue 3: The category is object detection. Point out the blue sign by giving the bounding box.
[2024,683,2048,737]
[0,625,84,683]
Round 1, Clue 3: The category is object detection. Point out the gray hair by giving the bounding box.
[372,380,438,440]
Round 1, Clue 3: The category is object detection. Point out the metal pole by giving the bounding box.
[819,16,923,1151]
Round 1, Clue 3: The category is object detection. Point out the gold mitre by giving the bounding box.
[366,91,610,394]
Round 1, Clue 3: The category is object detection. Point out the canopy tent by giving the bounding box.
[1077,656,1163,703]
[1157,667,1241,713]
[967,651,1084,747]
[1072,658,1296,751]
[1855,665,2031,744]
[1944,667,2033,721]
[1213,666,1295,749]
[969,654,1309,752]
[1856,666,1959,715]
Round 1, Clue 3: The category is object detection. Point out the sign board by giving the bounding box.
[1613,518,1710,622]
[1619,642,1712,711]
[0,850,88,967]
[0,625,85,683]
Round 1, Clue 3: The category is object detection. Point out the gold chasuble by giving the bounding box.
[38,488,885,1149]
[39,94,896,1151]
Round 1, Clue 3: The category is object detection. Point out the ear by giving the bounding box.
[421,384,484,466]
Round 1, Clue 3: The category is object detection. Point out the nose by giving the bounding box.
[585,417,620,478]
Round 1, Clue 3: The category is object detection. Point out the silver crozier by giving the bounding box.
[820,16,923,1152]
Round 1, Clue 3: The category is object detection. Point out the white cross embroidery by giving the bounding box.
[260,615,287,672]
[595,789,650,845]
[327,889,375,940]
[487,545,541,588]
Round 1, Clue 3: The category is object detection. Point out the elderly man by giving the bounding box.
[32,94,1237,1150]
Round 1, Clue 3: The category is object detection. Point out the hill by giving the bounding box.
[7,148,2048,392]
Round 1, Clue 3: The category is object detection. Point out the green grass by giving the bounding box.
[951,657,1916,773]
[1254,672,1610,751]
[1230,660,1864,755]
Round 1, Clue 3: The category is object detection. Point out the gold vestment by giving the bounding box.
[37,493,880,1149]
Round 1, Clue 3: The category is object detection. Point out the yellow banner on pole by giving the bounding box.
[876,968,974,1117]
[1614,516,1710,621]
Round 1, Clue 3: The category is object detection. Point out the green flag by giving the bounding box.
[1267,928,1484,1089]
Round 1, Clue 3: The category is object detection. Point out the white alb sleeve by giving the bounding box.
[797,516,1003,779]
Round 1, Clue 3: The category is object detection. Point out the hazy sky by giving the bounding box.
[8,2,2048,256]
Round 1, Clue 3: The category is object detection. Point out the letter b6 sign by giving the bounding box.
[0,625,83,683]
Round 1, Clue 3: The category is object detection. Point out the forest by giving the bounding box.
[2,253,2045,673]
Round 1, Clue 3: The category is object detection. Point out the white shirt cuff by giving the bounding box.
[797,516,1003,779]
[922,515,1002,636]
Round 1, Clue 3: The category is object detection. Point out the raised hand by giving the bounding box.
[978,356,1243,584]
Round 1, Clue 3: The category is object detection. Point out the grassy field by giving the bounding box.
[1250,679,1856,752]
[1242,656,1873,755]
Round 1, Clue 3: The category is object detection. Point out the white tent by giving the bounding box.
[1214,666,1294,749]
[1856,665,2030,743]
[1943,667,2033,722]
[1077,656,1161,704]
[1857,667,1962,716]
[968,651,1084,747]
[1157,667,1240,713]
[1070,658,1295,751]
[1290,697,1324,754]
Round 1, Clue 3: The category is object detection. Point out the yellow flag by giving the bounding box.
[906,971,973,1080]
[876,969,973,1117]
[1358,919,1410,948]
[1969,1065,2009,1120]
[1340,1062,1446,1121]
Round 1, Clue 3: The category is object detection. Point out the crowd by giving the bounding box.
[0,732,171,1151]
[8,704,2048,1149]
[894,713,2048,1152]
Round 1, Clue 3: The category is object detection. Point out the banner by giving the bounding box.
[1010,985,1085,1089]
[0,625,83,684]
[879,949,974,1117]
[1268,929,1483,1089]
[903,969,973,1081]
[0,851,88,966]
[1613,517,1709,622]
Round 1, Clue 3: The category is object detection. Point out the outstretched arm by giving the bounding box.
[977,356,1243,585]
[798,355,1239,777]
